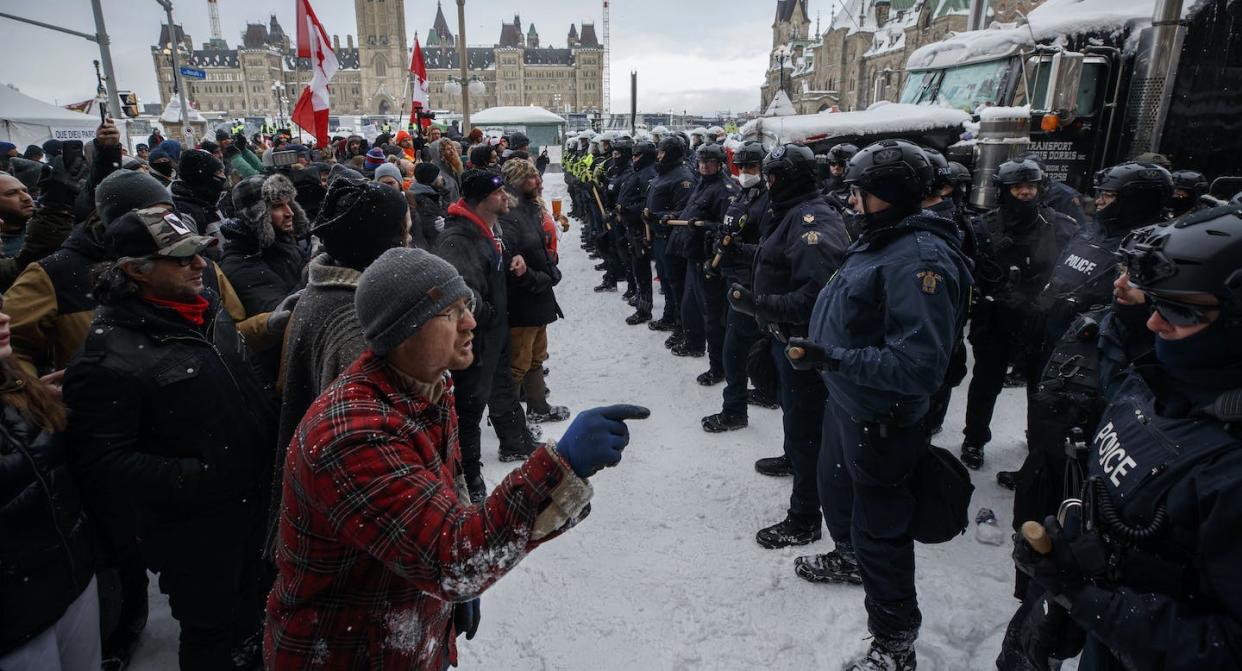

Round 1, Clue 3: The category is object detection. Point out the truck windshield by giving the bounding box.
[900,71,937,104]
[902,59,1013,111]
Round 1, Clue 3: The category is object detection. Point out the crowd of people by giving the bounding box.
[0,110,1239,671]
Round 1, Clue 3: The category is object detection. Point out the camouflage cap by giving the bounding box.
[106,206,217,260]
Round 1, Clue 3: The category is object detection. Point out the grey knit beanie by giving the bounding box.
[355,247,473,355]
[373,162,403,184]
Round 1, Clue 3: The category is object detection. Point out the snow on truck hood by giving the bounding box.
[740,102,970,146]
[907,0,1200,70]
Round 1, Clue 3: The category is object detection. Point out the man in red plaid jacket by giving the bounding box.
[265,247,648,669]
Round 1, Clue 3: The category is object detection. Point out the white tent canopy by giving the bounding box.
[160,97,207,124]
[0,84,99,147]
[469,106,565,126]
[763,90,797,117]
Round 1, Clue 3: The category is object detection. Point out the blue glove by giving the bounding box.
[454,598,480,640]
[556,404,651,478]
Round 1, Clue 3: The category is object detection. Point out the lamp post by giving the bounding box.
[271,81,288,129]
[455,0,471,133]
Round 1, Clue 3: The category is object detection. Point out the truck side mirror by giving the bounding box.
[1030,51,1084,121]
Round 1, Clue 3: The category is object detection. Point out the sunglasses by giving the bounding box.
[1144,292,1217,326]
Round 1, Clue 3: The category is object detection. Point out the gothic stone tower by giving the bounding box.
[356,0,409,115]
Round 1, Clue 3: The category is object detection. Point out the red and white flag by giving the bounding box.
[409,35,431,128]
[291,0,338,147]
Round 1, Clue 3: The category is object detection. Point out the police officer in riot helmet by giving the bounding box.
[1010,206,1242,671]
[618,140,660,324]
[1169,169,1209,217]
[946,161,973,209]
[822,143,858,214]
[645,135,696,341]
[727,143,848,551]
[920,148,959,220]
[960,159,1077,470]
[1015,151,1089,227]
[783,139,972,671]
[702,141,774,432]
[607,135,638,301]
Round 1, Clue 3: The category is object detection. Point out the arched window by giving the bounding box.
[374,54,388,77]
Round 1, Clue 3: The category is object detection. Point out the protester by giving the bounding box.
[407,162,447,249]
[432,138,464,203]
[220,174,310,316]
[171,149,228,242]
[373,161,403,191]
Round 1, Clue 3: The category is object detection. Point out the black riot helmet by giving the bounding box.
[1169,169,1209,216]
[762,143,818,202]
[995,159,1045,220]
[696,143,726,165]
[947,161,972,205]
[633,140,657,160]
[827,143,859,165]
[612,136,634,164]
[843,139,933,210]
[657,136,687,167]
[1094,161,1173,231]
[732,141,766,168]
[923,147,952,188]
[994,159,1044,187]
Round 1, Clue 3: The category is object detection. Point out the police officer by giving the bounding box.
[821,142,858,214]
[1015,151,1089,227]
[607,136,638,303]
[1010,207,1242,671]
[686,129,708,176]
[1169,169,1209,217]
[618,140,660,325]
[591,133,623,292]
[946,160,973,211]
[645,136,696,346]
[727,143,848,549]
[669,143,738,368]
[786,140,972,671]
[702,142,772,432]
[960,159,1077,469]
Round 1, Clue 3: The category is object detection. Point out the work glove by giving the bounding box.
[556,404,651,478]
[784,337,838,372]
[266,289,304,335]
[1012,516,1108,595]
[454,598,481,640]
[712,236,735,262]
[1018,593,1086,671]
[727,283,772,320]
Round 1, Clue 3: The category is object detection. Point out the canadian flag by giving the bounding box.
[409,35,431,128]
[291,0,338,147]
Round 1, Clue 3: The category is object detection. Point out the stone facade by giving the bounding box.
[761,0,1046,115]
[151,0,604,118]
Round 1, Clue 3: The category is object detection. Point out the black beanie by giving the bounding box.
[414,162,441,185]
[313,179,409,270]
[95,170,174,227]
[460,169,504,204]
[178,149,224,187]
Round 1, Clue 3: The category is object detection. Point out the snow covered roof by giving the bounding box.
[469,106,565,125]
[907,0,1194,70]
[742,101,969,144]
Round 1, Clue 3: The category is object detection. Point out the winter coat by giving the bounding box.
[646,162,695,240]
[265,350,591,671]
[670,170,739,260]
[751,191,849,336]
[0,403,94,656]
[220,186,311,315]
[4,222,274,378]
[406,182,446,250]
[433,202,508,404]
[64,291,276,573]
[499,187,562,328]
[228,147,263,179]
[267,254,366,558]
[0,203,76,293]
[171,180,225,239]
[429,140,462,204]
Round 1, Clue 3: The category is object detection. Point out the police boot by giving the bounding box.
[466,473,487,504]
[748,388,781,409]
[959,440,985,470]
[648,317,677,332]
[701,411,747,433]
[594,261,609,271]
[625,302,652,325]
[593,279,618,293]
[672,343,705,358]
[996,470,1017,490]
[664,330,685,350]
[757,515,822,549]
[754,454,793,477]
[794,546,863,584]
[622,285,636,301]
[843,640,916,671]
[696,368,724,386]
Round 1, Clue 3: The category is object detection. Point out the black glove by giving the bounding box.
[233,133,248,150]
[266,289,304,335]
[1018,593,1086,670]
[454,598,481,640]
[712,235,735,262]
[1013,516,1108,595]
[727,283,761,318]
[785,337,837,372]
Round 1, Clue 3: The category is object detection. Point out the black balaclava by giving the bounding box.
[1097,190,1165,234]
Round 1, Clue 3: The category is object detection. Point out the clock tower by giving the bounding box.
[356,0,409,116]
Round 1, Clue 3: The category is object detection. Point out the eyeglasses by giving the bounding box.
[1144,292,1217,326]
[435,296,477,322]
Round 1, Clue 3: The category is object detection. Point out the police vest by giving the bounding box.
[979,208,1062,308]
[1038,231,1121,337]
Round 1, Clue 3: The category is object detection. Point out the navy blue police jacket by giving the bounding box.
[645,162,695,240]
[669,170,738,260]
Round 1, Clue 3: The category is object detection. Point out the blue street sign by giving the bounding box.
[179,66,206,80]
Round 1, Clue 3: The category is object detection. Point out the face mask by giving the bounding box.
[1169,194,1194,216]
[738,172,761,189]
[1154,318,1230,371]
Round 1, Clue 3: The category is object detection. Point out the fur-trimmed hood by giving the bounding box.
[225,173,310,250]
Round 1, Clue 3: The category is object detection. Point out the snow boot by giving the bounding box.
[495,409,542,462]
[626,293,639,307]
[701,411,747,433]
[622,285,636,301]
[672,343,704,358]
[754,454,793,477]
[756,515,822,549]
[996,470,1017,490]
[594,261,609,271]
[748,388,781,409]
[527,405,571,423]
[696,368,724,386]
[843,639,916,671]
[794,547,863,584]
[522,367,569,423]
[648,317,677,332]
[625,305,652,325]
[466,473,487,504]
[231,628,264,670]
[664,330,685,350]
[593,280,618,293]
[1003,366,1026,389]
[959,441,984,470]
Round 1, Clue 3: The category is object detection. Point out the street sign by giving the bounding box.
[179,66,206,80]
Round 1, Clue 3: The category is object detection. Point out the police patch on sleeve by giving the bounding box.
[802,230,820,245]
[916,270,943,294]
[680,180,692,189]
[802,213,815,225]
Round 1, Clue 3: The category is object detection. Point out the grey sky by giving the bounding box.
[0,0,792,115]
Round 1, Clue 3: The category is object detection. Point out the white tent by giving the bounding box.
[469,106,566,126]
[0,84,99,147]
[764,90,797,117]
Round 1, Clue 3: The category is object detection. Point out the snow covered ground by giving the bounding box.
[130,172,1036,670]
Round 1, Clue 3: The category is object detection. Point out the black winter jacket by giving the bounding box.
[171,180,225,238]
[407,182,446,250]
[0,404,94,655]
[64,292,275,572]
[499,188,562,328]
[220,221,309,315]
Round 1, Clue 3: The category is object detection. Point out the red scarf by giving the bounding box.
[145,294,211,326]
[447,200,502,255]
